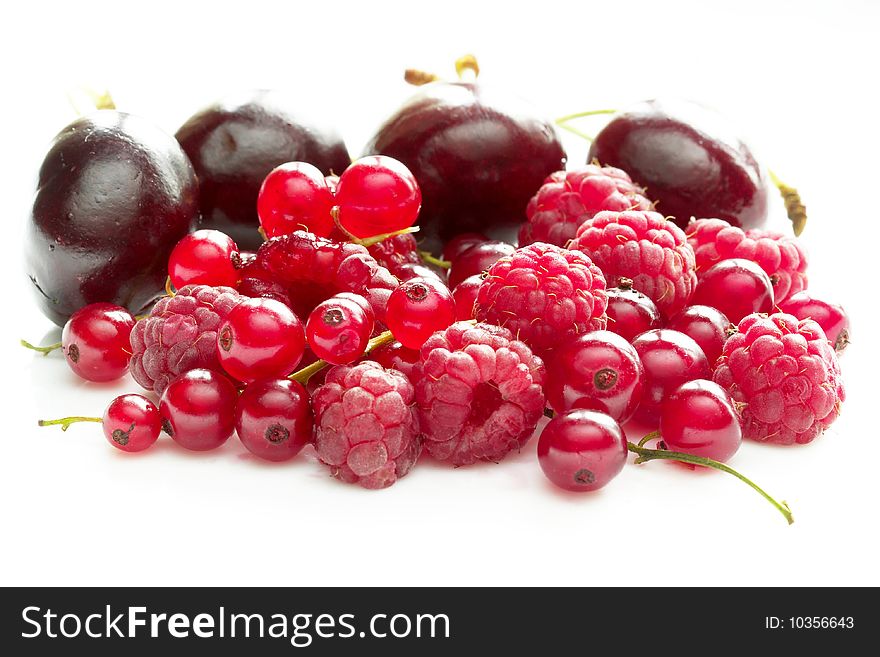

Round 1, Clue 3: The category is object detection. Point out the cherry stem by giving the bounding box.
[768,169,807,236]
[38,416,102,432]
[627,441,794,525]
[288,330,397,384]
[455,54,480,80]
[164,277,176,298]
[65,87,116,117]
[554,109,617,143]
[419,251,452,269]
[21,339,62,356]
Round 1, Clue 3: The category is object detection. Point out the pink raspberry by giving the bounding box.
[687,218,808,303]
[519,166,653,247]
[474,242,607,354]
[129,285,243,395]
[571,210,697,318]
[312,361,421,489]
[415,321,546,465]
[713,312,844,445]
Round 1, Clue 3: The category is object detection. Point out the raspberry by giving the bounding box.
[415,321,546,465]
[570,210,697,318]
[312,361,420,489]
[713,312,845,445]
[129,285,243,395]
[367,233,421,276]
[687,218,808,303]
[474,243,607,354]
[519,166,653,247]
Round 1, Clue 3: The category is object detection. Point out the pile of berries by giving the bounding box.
[30,155,849,524]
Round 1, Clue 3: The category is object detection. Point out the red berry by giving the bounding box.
[102,394,162,453]
[632,329,711,424]
[367,232,421,275]
[394,263,447,284]
[235,378,313,462]
[667,305,734,366]
[62,302,135,382]
[545,331,644,423]
[334,155,422,238]
[660,380,742,463]
[452,274,482,320]
[306,295,374,365]
[167,230,241,289]
[257,162,335,238]
[779,292,850,353]
[159,369,238,451]
[447,241,515,290]
[217,298,305,383]
[369,340,420,382]
[604,278,661,342]
[691,258,774,323]
[537,410,628,492]
[385,277,455,349]
[442,232,488,263]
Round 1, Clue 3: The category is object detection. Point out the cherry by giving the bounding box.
[159,369,237,451]
[334,155,422,238]
[691,258,774,323]
[545,330,644,423]
[442,232,489,263]
[537,410,628,492]
[102,394,162,452]
[235,378,313,462]
[452,274,482,320]
[257,161,335,239]
[780,292,850,353]
[631,329,711,424]
[306,295,374,365]
[667,305,734,365]
[604,278,661,342]
[217,298,306,383]
[167,229,241,289]
[385,277,456,349]
[61,302,135,382]
[660,379,742,463]
[447,241,515,290]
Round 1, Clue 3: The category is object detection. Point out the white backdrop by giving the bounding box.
[0,0,877,586]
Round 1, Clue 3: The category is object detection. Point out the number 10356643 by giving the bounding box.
[765,617,855,629]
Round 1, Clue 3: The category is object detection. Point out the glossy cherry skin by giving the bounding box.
[159,369,238,451]
[102,394,162,453]
[217,298,306,382]
[537,410,628,492]
[604,279,661,342]
[385,277,456,349]
[168,229,240,289]
[447,241,515,290]
[691,258,774,324]
[442,232,489,263]
[176,91,351,249]
[363,82,566,251]
[61,303,135,382]
[660,380,742,463]
[546,331,645,423]
[632,329,711,425]
[235,378,313,462]
[780,292,850,353]
[27,111,198,326]
[667,305,734,366]
[306,295,374,365]
[257,161,335,238]
[589,99,768,230]
[369,340,421,382]
[452,274,482,320]
[335,156,422,238]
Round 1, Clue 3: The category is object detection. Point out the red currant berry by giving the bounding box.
[546,331,644,423]
[369,340,420,382]
[537,410,628,492]
[217,298,306,382]
[447,241,515,290]
[452,274,482,320]
[257,162,335,238]
[780,292,850,353]
[385,277,456,349]
[61,302,135,382]
[660,379,742,463]
[667,305,734,366]
[691,258,774,323]
[442,232,489,263]
[167,229,240,289]
[235,378,313,461]
[159,369,237,451]
[632,329,711,424]
[333,292,376,324]
[334,155,422,238]
[604,277,661,342]
[102,394,162,453]
[306,295,374,365]
[395,263,447,284]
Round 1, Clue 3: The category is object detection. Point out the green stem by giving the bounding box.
[768,169,806,236]
[21,340,63,356]
[555,109,618,123]
[627,442,793,525]
[358,226,420,248]
[419,251,452,269]
[637,430,661,448]
[38,416,102,432]
[555,121,597,142]
[289,330,397,384]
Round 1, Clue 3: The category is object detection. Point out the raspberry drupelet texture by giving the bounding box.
[415,321,546,466]
[312,361,421,489]
[713,312,845,445]
[686,218,808,303]
[129,285,243,395]
[519,166,653,247]
[571,210,697,318]
[474,242,607,354]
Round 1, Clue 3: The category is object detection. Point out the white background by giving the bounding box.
[1,0,877,586]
